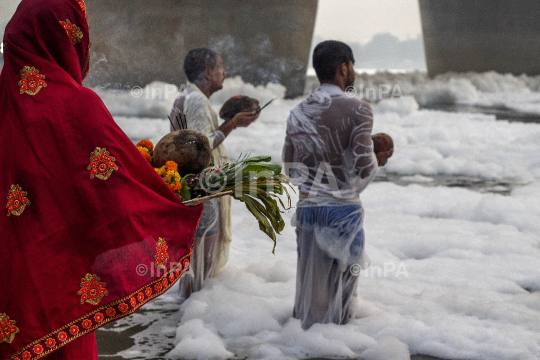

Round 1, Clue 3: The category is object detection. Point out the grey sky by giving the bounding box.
[314,0,423,44]
[0,0,20,38]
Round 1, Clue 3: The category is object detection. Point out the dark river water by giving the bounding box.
[422,103,540,123]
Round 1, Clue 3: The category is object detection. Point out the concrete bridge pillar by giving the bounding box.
[419,0,540,76]
[84,0,318,98]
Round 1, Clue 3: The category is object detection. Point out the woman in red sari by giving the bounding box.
[0,0,202,359]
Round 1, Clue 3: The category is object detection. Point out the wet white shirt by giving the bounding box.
[283,83,378,206]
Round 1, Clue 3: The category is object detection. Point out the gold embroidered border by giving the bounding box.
[7,247,192,360]
[82,45,90,80]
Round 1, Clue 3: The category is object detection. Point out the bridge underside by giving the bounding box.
[84,0,318,98]
[419,0,540,76]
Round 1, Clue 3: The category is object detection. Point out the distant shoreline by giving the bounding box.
[306,68,427,76]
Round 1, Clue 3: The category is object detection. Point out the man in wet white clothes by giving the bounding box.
[282,40,392,329]
[170,48,259,300]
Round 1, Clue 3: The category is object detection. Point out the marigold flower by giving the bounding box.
[143,152,152,163]
[138,147,152,164]
[168,182,182,192]
[154,166,166,176]
[164,170,181,185]
[136,140,154,151]
[165,161,178,172]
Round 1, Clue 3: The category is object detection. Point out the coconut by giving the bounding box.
[372,133,394,153]
[219,95,260,121]
[153,130,212,176]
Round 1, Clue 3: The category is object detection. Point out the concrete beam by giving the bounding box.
[419,0,540,76]
[84,0,318,98]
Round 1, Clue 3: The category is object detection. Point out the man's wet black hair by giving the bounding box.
[312,41,355,82]
[183,48,218,83]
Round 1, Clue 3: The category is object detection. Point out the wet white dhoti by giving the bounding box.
[283,83,378,328]
[293,203,370,328]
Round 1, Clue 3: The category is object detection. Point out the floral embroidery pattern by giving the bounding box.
[45,338,56,348]
[79,1,87,18]
[77,274,109,305]
[33,345,43,355]
[154,238,169,269]
[6,184,31,217]
[0,314,19,344]
[18,66,47,96]
[58,332,68,342]
[60,19,83,44]
[69,326,79,335]
[87,147,118,180]
[7,246,192,360]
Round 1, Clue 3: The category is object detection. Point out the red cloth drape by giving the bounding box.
[0,0,202,359]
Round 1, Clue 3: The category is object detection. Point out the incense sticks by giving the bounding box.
[168,109,188,131]
[254,98,277,115]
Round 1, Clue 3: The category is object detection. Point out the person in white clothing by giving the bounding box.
[282,40,392,329]
[170,48,259,300]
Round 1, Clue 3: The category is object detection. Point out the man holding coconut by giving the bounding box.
[283,41,392,329]
[170,48,259,300]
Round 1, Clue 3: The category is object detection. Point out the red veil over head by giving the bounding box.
[0,0,202,359]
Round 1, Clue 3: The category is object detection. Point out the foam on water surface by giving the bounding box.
[97,76,540,359]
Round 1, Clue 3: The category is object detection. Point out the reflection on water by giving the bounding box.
[421,104,540,123]
[375,172,527,196]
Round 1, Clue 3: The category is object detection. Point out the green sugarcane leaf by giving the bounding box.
[241,167,274,180]
[269,185,284,195]
[244,155,272,163]
[244,163,282,174]
[255,188,285,233]
[264,164,283,174]
[248,197,279,247]
[234,194,277,253]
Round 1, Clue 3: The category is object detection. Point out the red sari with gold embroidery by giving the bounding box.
[0,0,202,359]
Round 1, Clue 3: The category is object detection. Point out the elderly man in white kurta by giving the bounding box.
[170,48,258,300]
[283,41,392,329]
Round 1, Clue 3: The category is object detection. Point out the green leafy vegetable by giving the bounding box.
[178,154,294,253]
